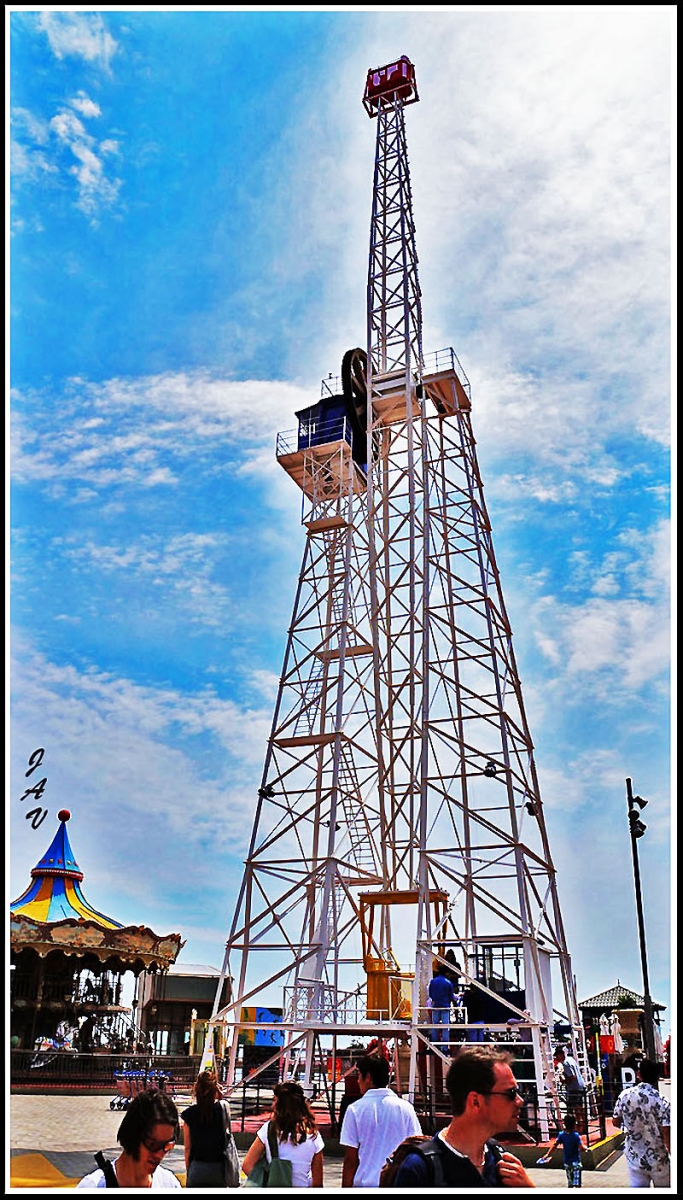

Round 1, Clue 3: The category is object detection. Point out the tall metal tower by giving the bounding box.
[208,57,587,1131]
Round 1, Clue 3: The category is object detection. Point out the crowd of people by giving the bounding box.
[75,1046,670,1190]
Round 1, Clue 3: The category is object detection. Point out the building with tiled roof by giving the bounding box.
[579,981,666,1013]
[578,980,666,1061]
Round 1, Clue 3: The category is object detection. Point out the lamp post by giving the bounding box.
[625,777,657,1062]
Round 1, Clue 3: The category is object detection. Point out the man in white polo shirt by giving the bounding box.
[340,1054,421,1188]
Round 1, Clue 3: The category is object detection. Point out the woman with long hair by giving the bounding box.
[181,1070,239,1188]
[241,1080,324,1188]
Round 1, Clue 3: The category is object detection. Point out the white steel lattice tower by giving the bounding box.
[209,58,587,1130]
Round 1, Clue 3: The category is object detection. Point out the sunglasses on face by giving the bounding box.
[142,1137,175,1154]
[481,1085,523,1102]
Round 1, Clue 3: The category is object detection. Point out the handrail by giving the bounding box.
[422,346,472,400]
[276,416,353,457]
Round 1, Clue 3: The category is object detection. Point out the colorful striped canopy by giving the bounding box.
[11,809,123,930]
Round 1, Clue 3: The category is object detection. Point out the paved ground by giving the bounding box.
[8,1086,674,1190]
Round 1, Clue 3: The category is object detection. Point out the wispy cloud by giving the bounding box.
[68,92,102,120]
[12,91,122,221]
[530,519,670,697]
[50,98,121,218]
[10,639,272,913]
[56,531,234,631]
[11,374,314,494]
[37,12,117,69]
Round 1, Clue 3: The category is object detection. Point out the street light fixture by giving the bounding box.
[625,777,657,1062]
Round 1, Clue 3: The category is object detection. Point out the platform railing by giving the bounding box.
[422,346,472,400]
[276,416,353,458]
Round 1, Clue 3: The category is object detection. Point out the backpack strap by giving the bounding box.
[422,1136,501,1187]
[483,1138,504,1185]
[94,1151,120,1188]
[417,1140,445,1187]
[267,1120,280,1161]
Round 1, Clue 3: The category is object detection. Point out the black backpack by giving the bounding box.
[379,1135,445,1187]
[379,1134,504,1188]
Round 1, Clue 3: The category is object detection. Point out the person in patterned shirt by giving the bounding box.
[612,1058,670,1188]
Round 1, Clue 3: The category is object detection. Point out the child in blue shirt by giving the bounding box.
[538,1114,586,1187]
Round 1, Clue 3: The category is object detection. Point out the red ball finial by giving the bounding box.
[58,809,71,822]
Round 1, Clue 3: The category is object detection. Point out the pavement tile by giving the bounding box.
[9,1088,673,1191]
[9,1152,79,1190]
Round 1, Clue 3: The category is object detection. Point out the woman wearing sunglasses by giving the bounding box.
[77,1089,181,1189]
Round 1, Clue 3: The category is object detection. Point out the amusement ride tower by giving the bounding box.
[208,57,587,1131]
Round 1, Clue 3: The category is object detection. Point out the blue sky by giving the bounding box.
[9,9,673,1031]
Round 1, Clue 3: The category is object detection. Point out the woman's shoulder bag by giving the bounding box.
[244,1121,293,1188]
[219,1098,241,1189]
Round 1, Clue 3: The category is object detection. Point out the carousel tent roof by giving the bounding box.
[11,809,123,928]
[578,981,666,1012]
[10,809,184,970]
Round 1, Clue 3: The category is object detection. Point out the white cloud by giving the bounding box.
[11,107,50,146]
[68,93,102,120]
[37,12,117,68]
[50,110,88,142]
[531,520,670,696]
[55,531,235,631]
[12,91,122,221]
[10,641,271,901]
[11,109,59,188]
[49,106,121,218]
[248,669,281,703]
[10,139,57,184]
[11,375,315,494]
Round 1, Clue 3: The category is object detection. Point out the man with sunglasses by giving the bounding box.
[77,1089,182,1188]
[390,1048,535,1187]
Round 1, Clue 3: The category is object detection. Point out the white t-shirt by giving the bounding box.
[340,1087,422,1187]
[257,1121,325,1189]
[76,1163,181,1189]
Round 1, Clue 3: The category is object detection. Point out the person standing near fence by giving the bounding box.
[555,1046,586,1099]
[241,1080,324,1188]
[181,1070,240,1188]
[429,967,456,1048]
[538,1114,586,1187]
[555,1046,587,1131]
[612,1059,670,1188]
[340,1054,421,1187]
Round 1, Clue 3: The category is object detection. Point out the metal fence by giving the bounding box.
[10,1049,201,1093]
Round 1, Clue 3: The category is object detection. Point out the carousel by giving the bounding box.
[10,808,183,1073]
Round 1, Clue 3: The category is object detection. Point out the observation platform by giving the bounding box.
[370,347,471,425]
[276,416,366,499]
[276,348,473,497]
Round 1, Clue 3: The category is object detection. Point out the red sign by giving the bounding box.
[599,1034,615,1054]
[363,57,417,113]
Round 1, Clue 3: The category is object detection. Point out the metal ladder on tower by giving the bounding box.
[538,1036,563,1133]
[338,743,380,877]
[292,659,325,737]
[574,1038,598,1116]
